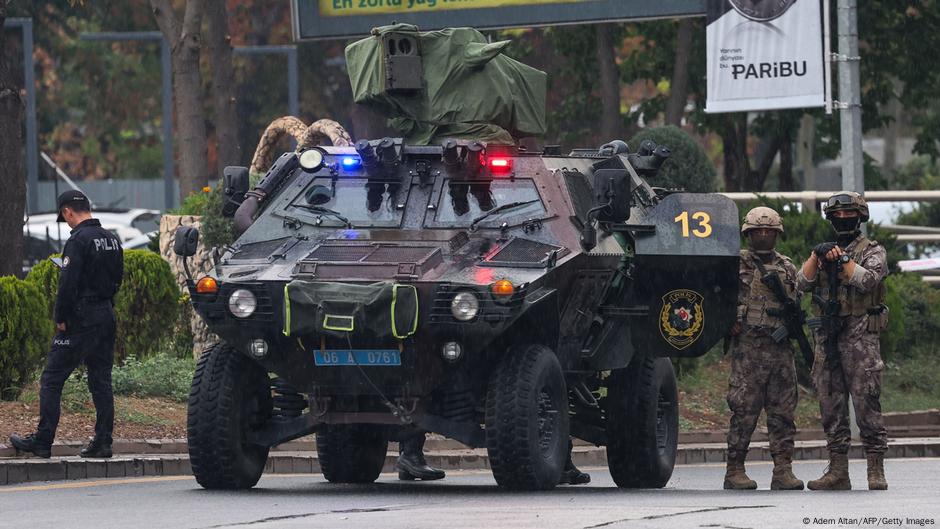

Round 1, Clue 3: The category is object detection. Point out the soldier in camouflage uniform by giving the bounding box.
[725,207,804,490]
[797,191,889,491]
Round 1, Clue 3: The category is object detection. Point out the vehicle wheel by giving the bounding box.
[485,344,568,490]
[606,355,678,488]
[316,425,388,483]
[188,343,272,490]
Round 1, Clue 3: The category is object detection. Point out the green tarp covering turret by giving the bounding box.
[345,24,547,145]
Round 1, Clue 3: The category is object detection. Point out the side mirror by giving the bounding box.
[173,226,199,257]
[222,166,250,218]
[592,168,633,223]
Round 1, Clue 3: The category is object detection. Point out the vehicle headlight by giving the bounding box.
[450,291,479,322]
[228,289,257,318]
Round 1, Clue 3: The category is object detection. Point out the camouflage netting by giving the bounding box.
[345,24,547,145]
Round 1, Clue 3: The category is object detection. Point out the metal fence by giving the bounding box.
[33,179,181,213]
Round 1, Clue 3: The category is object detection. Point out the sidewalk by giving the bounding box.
[2,437,938,486]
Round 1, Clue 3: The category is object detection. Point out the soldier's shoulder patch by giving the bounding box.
[62,256,70,268]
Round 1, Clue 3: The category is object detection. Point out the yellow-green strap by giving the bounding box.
[283,283,291,336]
[391,284,419,339]
[323,314,354,332]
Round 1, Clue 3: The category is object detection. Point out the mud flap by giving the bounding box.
[283,281,418,339]
[631,193,740,358]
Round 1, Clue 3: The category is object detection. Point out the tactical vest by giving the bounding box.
[812,237,887,318]
[742,250,796,328]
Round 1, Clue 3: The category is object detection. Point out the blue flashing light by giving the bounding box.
[341,156,361,168]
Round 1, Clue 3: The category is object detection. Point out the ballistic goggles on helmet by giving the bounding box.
[824,191,869,221]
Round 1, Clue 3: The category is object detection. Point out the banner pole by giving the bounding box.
[823,0,834,115]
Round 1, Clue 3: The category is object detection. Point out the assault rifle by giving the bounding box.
[752,257,814,368]
[808,245,845,394]
[819,260,844,369]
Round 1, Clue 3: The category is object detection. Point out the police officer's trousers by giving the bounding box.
[36,319,116,447]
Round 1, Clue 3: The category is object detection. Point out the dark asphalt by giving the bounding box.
[1,459,938,529]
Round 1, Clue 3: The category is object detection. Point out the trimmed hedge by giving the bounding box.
[0,277,53,400]
[114,250,179,361]
[628,126,718,193]
[882,272,940,361]
[25,250,178,363]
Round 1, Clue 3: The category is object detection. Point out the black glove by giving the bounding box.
[814,242,838,259]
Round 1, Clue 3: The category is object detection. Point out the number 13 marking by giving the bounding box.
[674,211,713,238]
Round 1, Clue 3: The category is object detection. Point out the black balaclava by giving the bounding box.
[831,216,862,246]
[747,231,777,261]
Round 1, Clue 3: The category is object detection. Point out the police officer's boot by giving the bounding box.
[558,447,591,485]
[807,452,851,490]
[9,433,52,459]
[866,453,888,490]
[723,452,757,490]
[396,435,445,481]
[80,437,113,459]
[770,452,804,490]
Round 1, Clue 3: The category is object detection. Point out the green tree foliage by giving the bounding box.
[171,185,238,249]
[628,126,717,193]
[0,277,53,400]
[882,272,940,361]
[739,197,907,269]
[24,250,178,363]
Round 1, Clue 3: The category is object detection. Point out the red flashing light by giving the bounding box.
[489,158,513,174]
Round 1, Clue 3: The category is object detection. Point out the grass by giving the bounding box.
[13,351,196,429]
[676,346,940,432]
[881,356,940,413]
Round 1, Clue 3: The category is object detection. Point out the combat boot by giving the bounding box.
[866,454,888,490]
[770,453,804,490]
[808,452,851,490]
[80,437,113,459]
[723,452,757,490]
[396,436,445,481]
[9,433,52,459]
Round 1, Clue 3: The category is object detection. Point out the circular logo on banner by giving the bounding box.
[659,289,705,350]
[729,0,798,22]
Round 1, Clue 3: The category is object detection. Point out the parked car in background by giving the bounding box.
[22,207,161,273]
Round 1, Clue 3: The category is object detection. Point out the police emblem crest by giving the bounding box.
[659,289,705,350]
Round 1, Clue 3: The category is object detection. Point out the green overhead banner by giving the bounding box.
[291,0,706,40]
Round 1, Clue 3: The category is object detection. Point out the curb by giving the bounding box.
[2,439,938,487]
[5,424,940,458]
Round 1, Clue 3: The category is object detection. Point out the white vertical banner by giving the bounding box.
[705,0,826,113]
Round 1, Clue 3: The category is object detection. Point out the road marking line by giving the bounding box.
[0,475,194,492]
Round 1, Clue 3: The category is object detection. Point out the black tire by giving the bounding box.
[605,355,678,488]
[188,343,272,490]
[316,425,388,483]
[485,344,569,490]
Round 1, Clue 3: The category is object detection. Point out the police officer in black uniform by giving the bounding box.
[10,190,124,459]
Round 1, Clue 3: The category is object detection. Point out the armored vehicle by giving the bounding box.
[176,25,740,491]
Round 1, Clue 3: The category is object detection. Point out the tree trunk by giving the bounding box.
[778,133,795,191]
[595,23,621,142]
[720,114,749,192]
[665,19,693,127]
[206,0,241,173]
[150,0,209,202]
[0,1,26,277]
[749,133,783,191]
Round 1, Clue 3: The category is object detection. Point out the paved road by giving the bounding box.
[1,459,938,529]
